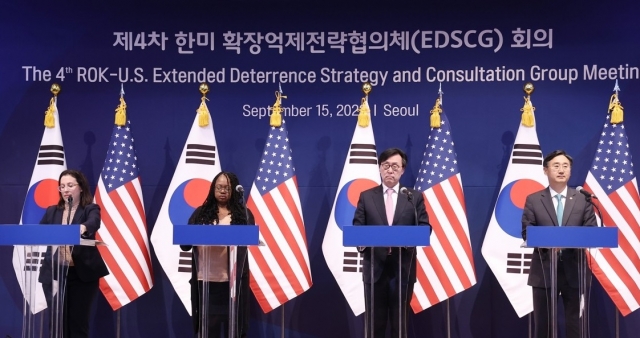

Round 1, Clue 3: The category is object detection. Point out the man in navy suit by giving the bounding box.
[522,150,597,338]
[353,148,429,338]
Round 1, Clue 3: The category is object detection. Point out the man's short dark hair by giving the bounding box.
[378,148,407,168]
[543,149,573,167]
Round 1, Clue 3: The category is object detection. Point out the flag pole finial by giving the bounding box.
[520,82,535,127]
[610,81,624,124]
[438,82,443,106]
[362,82,372,96]
[51,83,61,97]
[197,83,210,127]
[199,83,209,97]
[357,82,372,127]
[44,83,61,128]
[523,82,534,96]
[270,85,286,127]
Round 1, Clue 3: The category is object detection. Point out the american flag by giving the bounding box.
[411,110,476,312]
[95,118,154,310]
[247,119,312,312]
[584,108,640,316]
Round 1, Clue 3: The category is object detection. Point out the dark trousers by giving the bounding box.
[196,281,230,338]
[532,263,580,338]
[364,251,413,338]
[44,266,100,338]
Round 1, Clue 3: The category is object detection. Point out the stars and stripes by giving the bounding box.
[584,113,640,316]
[95,120,154,310]
[410,113,476,313]
[247,120,312,312]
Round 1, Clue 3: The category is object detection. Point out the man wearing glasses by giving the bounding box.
[522,150,597,338]
[353,148,429,338]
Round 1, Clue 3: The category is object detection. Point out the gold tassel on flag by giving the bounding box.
[430,98,442,128]
[44,83,60,128]
[196,97,210,127]
[357,82,372,127]
[114,96,127,126]
[44,98,55,128]
[270,90,286,127]
[197,83,210,127]
[609,93,624,124]
[520,82,535,127]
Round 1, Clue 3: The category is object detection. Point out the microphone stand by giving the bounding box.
[233,185,249,338]
[579,195,602,337]
[401,189,418,338]
[66,196,73,225]
[586,196,603,228]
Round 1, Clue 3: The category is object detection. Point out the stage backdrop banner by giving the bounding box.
[2,1,640,338]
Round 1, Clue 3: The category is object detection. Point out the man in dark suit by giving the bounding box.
[353,148,429,338]
[522,150,596,338]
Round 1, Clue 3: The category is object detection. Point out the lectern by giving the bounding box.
[174,224,259,338]
[1,224,81,338]
[343,225,431,338]
[526,226,618,338]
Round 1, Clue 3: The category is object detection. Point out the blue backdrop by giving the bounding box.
[1,0,640,337]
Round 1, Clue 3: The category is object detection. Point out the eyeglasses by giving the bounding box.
[380,163,402,172]
[215,185,231,192]
[58,183,78,191]
[548,164,571,172]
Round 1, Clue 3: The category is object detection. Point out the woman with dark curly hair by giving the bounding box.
[180,171,253,338]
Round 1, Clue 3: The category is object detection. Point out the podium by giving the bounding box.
[1,224,80,338]
[174,224,259,338]
[343,225,431,338]
[525,226,618,338]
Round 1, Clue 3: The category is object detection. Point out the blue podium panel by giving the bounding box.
[0,224,80,245]
[526,226,618,248]
[342,225,431,247]
[173,224,260,246]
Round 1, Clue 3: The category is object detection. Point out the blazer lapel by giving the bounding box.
[562,189,578,226]
[540,188,558,226]
[53,207,64,225]
[71,205,85,224]
[372,186,388,225]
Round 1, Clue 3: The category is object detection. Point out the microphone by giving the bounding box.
[401,187,418,228]
[576,186,597,199]
[66,196,73,225]
[400,187,413,201]
[577,186,603,227]
[235,185,244,194]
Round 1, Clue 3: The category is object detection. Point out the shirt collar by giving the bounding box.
[549,186,568,198]
[382,183,400,194]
